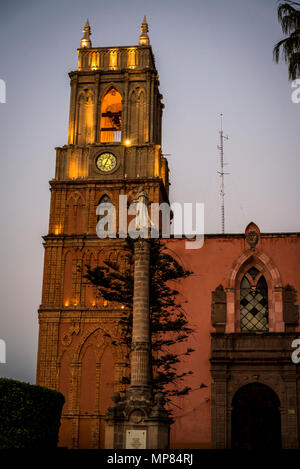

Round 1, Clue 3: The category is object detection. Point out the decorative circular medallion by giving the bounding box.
[96,152,117,173]
[129,410,144,424]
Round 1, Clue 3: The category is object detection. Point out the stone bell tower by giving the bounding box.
[36,18,170,449]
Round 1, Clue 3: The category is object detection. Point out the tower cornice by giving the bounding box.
[76,44,156,72]
[48,176,169,200]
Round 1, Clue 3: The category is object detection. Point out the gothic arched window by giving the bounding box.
[97,194,111,225]
[100,87,122,143]
[240,267,269,331]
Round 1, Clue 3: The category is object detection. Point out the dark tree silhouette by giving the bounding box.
[273,1,300,79]
[84,238,194,407]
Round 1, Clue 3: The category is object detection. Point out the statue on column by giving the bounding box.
[133,186,150,236]
[132,186,158,238]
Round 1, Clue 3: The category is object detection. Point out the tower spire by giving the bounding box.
[80,19,92,48]
[139,16,150,45]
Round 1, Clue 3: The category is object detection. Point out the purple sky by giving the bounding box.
[0,0,299,382]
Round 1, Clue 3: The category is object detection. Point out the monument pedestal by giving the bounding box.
[105,391,173,449]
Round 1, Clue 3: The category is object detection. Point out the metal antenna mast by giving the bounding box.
[217,113,229,234]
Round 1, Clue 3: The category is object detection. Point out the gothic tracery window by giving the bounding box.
[240,267,269,331]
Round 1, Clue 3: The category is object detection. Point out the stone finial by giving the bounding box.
[139,16,150,46]
[80,19,92,48]
[111,392,121,405]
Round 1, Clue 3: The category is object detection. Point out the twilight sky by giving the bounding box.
[0,0,299,383]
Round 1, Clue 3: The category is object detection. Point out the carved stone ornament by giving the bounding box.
[129,409,144,423]
[150,392,169,418]
[62,333,72,347]
[106,392,126,418]
[154,392,165,408]
[61,322,81,347]
[246,230,259,250]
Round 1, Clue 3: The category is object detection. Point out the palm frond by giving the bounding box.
[288,50,300,78]
[274,2,300,78]
[273,33,300,62]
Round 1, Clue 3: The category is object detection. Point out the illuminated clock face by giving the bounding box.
[96,152,117,172]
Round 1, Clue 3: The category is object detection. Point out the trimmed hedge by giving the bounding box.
[0,378,65,448]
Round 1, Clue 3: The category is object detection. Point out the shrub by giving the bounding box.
[0,378,65,448]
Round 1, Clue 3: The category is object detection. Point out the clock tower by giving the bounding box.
[36,18,169,448]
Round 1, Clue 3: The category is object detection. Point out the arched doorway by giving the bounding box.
[231,383,281,449]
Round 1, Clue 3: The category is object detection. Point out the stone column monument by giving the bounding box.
[105,187,172,449]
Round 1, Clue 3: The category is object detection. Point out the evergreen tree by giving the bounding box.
[84,238,194,407]
[273,1,300,79]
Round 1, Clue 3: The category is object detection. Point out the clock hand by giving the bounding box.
[102,157,108,168]
[104,158,110,169]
